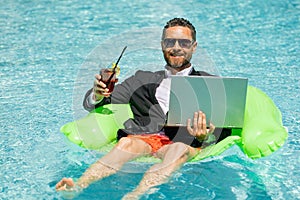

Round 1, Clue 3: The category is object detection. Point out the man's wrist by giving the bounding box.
[195,131,216,143]
[93,93,104,103]
[88,92,104,105]
[203,133,216,143]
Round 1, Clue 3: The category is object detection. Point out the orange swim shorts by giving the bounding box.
[128,133,173,153]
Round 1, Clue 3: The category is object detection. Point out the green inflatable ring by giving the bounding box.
[61,86,288,161]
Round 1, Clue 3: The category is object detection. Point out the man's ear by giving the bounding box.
[192,41,197,53]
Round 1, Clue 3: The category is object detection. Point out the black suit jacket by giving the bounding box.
[83,68,212,133]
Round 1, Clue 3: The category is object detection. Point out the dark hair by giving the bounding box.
[162,18,196,41]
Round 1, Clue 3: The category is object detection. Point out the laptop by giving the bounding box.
[164,76,248,145]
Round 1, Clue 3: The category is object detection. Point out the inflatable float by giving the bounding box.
[60,86,288,162]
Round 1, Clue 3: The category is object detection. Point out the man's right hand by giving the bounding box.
[93,74,111,101]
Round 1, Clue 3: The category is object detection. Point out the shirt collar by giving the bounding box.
[165,65,193,78]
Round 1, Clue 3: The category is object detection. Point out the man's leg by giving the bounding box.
[56,137,152,191]
[122,142,198,199]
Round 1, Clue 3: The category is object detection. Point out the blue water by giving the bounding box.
[1,0,299,199]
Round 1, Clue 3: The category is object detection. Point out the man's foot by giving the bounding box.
[55,178,82,199]
[56,178,75,191]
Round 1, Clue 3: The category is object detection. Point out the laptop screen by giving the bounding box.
[167,76,248,128]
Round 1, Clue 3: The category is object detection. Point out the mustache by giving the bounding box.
[169,50,185,56]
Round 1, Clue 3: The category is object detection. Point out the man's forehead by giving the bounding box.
[164,26,193,39]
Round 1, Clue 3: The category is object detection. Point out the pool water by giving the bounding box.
[1,0,299,199]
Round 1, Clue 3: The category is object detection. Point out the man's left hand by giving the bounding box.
[187,111,215,141]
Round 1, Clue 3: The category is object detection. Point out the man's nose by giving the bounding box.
[173,40,181,49]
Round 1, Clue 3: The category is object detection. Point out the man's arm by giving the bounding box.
[82,88,110,111]
[82,72,141,112]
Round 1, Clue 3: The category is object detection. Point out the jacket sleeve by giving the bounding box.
[82,72,143,112]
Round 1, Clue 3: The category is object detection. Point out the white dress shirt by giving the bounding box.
[155,66,193,114]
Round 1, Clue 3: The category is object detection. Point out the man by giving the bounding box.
[56,18,215,199]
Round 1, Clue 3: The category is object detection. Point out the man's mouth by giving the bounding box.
[170,52,184,57]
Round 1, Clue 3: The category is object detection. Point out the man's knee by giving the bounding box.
[168,142,194,160]
[117,137,135,151]
[170,142,189,152]
[116,137,151,154]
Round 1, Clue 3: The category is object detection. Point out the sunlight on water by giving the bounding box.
[0,0,299,199]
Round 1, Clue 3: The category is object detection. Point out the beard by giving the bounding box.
[163,50,191,69]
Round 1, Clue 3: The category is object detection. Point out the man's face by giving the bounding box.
[161,26,197,70]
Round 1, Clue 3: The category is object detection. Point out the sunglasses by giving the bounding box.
[163,38,194,49]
